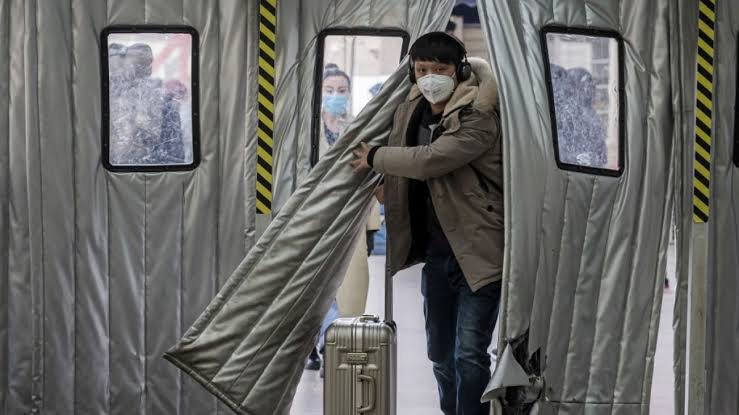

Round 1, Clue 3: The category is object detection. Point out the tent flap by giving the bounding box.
[479,0,676,411]
[164,2,456,413]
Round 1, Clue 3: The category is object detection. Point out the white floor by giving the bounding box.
[292,247,676,414]
[292,257,443,415]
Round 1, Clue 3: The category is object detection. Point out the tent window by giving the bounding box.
[101,26,200,172]
[311,29,410,166]
[541,26,625,176]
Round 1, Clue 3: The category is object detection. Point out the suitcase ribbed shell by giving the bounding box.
[323,315,397,415]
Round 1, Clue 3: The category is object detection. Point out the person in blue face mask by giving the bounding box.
[320,64,353,151]
[306,63,358,375]
[306,63,378,377]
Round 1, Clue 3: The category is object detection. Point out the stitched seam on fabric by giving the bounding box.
[2,4,10,414]
[105,169,111,415]
[104,3,112,409]
[69,0,78,412]
[273,341,315,412]
[267,267,339,410]
[606,101,641,410]
[20,9,32,411]
[244,232,361,408]
[501,0,524,357]
[217,0,223,290]
[290,0,301,199]
[143,174,148,412]
[517,0,553,351]
[532,172,564,360]
[163,353,256,415]
[2,1,9,412]
[605,0,632,400]
[584,179,618,402]
[178,181,184,415]
[561,178,598,401]
[610,3,656,406]
[222,189,375,395]
[215,5,223,412]
[405,0,409,34]
[544,174,570,399]
[33,2,47,409]
[548,0,555,23]
[670,15,689,410]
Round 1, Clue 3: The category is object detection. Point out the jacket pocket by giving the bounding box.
[464,191,504,231]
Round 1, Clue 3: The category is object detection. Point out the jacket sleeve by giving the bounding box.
[372,109,499,180]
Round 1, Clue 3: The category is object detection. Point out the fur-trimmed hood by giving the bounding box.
[408,57,499,116]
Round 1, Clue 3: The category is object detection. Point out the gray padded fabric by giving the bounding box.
[0,0,454,412]
[479,0,675,412]
[1,0,258,413]
[164,2,456,413]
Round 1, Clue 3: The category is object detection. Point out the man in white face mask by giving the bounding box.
[352,32,503,415]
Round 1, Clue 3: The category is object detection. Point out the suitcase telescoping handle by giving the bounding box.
[384,245,393,323]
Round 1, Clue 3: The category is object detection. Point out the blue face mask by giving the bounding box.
[323,94,349,116]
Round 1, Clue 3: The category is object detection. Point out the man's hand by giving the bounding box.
[351,142,371,171]
[374,184,385,204]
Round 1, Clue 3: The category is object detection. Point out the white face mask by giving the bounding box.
[417,74,455,104]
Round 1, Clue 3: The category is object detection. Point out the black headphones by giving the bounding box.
[408,32,472,84]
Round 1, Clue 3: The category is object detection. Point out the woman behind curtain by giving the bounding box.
[305,64,380,375]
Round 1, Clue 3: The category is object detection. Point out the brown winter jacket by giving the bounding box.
[372,57,503,291]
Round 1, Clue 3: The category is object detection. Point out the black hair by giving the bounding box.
[409,32,464,66]
[108,42,153,78]
[445,20,457,33]
[323,63,351,89]
[127,43,154,78]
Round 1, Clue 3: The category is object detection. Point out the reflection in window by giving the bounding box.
[313,32,408,164]
[102,28,198,170]
[543,28,623,174]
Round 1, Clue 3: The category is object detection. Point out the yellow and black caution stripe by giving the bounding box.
[693,0,716,223]
[257,0,277,214]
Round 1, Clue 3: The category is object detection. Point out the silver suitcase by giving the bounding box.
[323,262,396,415]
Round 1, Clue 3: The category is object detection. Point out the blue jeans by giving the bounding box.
[421,254,501,415]
[318,300,340,353]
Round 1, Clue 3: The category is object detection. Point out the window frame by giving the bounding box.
[310,28,410,167]
[540,25,626,177]
[100,24,201,173]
